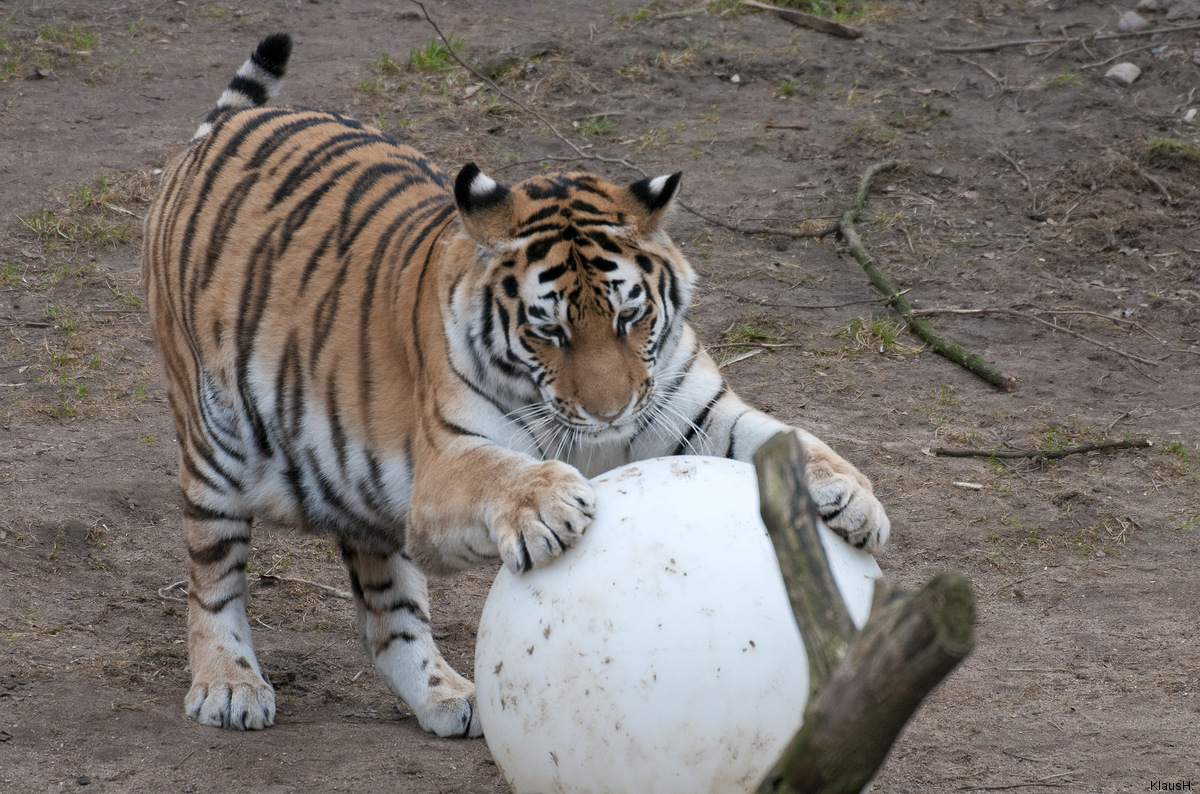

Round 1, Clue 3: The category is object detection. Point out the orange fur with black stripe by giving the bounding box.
[144,33,889,736]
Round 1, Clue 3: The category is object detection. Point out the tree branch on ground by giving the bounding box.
[928,438,1152,461]
[837,162,1017,391]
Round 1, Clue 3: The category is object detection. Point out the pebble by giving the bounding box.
[1117,10,1151,31]
[1105,63,1142,85]
[1136,0,1159,8]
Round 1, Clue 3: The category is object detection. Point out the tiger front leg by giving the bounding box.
[340,542,480,737]
[181,495,275,730]
[406,441,597,576]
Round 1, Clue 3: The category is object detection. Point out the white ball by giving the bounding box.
[475,456,880,794]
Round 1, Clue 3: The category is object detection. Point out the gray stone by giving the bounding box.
[1105,62,1142,84]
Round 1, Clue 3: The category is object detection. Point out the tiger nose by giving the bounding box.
[580,397,632,424]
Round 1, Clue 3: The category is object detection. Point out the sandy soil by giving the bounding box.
[1,0,1198,791]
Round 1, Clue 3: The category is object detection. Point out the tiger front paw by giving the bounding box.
[806,465,890,552]
[186,678,276,731]
[493,460,596,574]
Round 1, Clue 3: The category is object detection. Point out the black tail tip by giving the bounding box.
[251,32,293,78]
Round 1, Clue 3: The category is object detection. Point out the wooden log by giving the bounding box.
[753,432,976,794]
[754,432,857,698]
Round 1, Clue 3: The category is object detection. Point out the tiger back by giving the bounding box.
[144,32,890,737]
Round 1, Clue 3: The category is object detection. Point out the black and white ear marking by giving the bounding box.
[629,172,682,212]
[455,163,510,213]
[454,163,516,248]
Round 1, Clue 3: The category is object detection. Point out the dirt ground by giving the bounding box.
[1,0,1198,791]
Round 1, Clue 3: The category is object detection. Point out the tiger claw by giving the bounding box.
[494,460,595,573]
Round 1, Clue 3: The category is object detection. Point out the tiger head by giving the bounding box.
[450,164,696,439]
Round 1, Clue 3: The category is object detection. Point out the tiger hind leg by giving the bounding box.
[181,484,275,730]
[340,541,481,737]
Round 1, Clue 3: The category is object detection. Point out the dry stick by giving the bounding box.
[1105,411,1131,433]
[837,162,1017,391]
[957,56,1005,90]
[932,21,1200,53]
[158,580,188,602]
[991,148,1033,194]
[706,341,811,350]
[911,308,1160,367]
[1136,167,1173,203]
[254,574,352,600]
[958,783,1069,792]
[1018,309,1193,360]
[742,0,863,40]
[928,438,1152,461]
[991,148,1036,211]
[655,6,708,20]
[1079,44,1155,70]
[721,287,895,312]
[683,203,838,239]
[754,433,975,794]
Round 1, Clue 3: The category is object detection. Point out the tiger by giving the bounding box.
[143,32,890,737]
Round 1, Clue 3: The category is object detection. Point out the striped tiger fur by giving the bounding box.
[143,32,890,737]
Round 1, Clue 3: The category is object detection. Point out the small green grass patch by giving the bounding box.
[408,35,463,72]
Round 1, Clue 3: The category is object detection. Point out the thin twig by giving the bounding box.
[720,287,894,311]
[1136,167,1172,203]
[158,580,188,602]
[716,348,765,368]
[706,341,811,350]
[1010,309,1197,357]
[991,148,1033,194]
[932,21,1200,53]
[1079,44,1155,70]
[254,573,352,600]
[1104,411,1130,434]
[682,203,837,239]
[929,438,1151,461]
[957,56,1005,89]
[912,307,1161,366]
[958,783,1068,792]
[656,7,709,21]
[958,772,1078,791]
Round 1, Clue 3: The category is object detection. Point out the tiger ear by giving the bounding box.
[626,172,682,236]
[454,163,514,247]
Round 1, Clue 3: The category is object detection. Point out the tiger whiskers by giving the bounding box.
[643,396,709,454]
